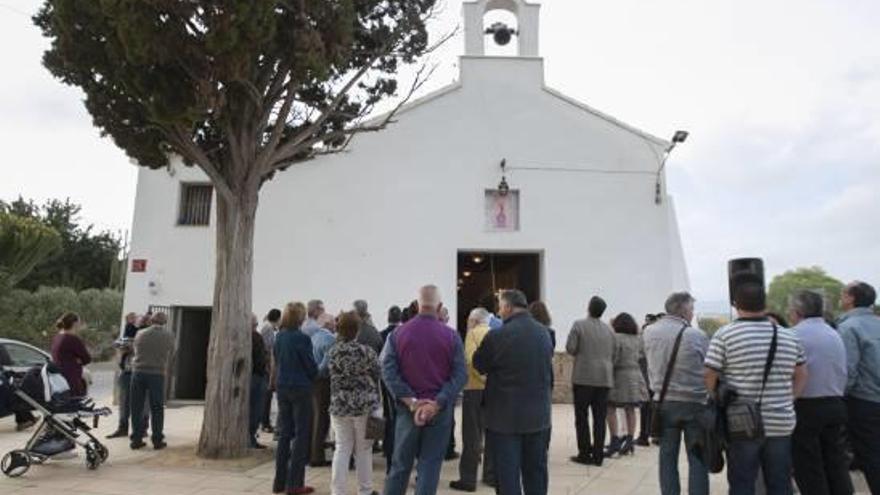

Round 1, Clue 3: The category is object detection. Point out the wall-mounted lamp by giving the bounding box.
[655,130,689,204]
[498,158,510,196]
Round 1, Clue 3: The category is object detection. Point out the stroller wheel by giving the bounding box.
[1,450,31,477]
[91,441,109,463]
[84,446,100,470]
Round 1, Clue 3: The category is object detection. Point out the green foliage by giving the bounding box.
[698,317,727,336]
[1,197,123,291]
[767,266,844,318]
[33,0,438,175]
[0,210,62,292]
[0,286,122,359]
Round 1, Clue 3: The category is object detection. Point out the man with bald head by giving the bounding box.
[381,285,467,495]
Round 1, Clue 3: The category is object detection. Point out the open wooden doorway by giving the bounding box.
[456,251,541,332]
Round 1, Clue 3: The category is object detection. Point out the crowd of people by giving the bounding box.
[5,278,878,495]
[247,279,880,495]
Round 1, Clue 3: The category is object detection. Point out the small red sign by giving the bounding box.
[131,259,147,272]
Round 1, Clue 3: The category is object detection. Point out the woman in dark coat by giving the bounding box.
[50,312,91,396]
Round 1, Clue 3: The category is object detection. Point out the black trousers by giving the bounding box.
[847,397,880,495]
[792,397,853,495]
[261,387,274,429]
[572,384,610,462]
[309,377,331,464]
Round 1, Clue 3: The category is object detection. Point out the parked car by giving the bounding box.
[0,338,92,386]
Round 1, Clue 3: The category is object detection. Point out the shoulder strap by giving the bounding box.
[758,322,778,405]
[657,323,688,406]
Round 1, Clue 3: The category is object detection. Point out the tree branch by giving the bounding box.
[264,54,383,172]
[264,62,437,174]
[255,77,298,170]
[166,126,235,201]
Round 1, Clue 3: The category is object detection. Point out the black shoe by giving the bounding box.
[618,435,635,456]
[604,435,623,458]
[449,480,477,492]
[591,456,604,467]
[153,440,167,450]
[130,440,147,450]
[106,429,128,439]
[482,479,497,488]
[272,481,285,494]
[444,451,460,461]
[634,436,650,447]
[309,460,332,468]
[570,454,592,465]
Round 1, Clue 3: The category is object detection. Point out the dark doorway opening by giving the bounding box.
[174,307,212,400]
[456,252,541,332]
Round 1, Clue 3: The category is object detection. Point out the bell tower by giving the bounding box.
[463,0,541,57]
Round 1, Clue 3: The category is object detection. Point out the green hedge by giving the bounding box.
[0,286,122,360]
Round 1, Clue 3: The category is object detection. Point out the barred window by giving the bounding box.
[178,184,213,226]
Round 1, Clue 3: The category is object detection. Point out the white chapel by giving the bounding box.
[123,0,689,399]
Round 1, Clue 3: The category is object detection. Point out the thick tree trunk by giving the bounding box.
[196,184,258,458]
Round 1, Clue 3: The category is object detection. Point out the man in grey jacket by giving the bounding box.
[838,281,880,494]
[566,295,616,466]
[129,312,175,450]
[644,292,709,495]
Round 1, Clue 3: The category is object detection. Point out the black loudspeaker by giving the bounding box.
[728,258,764,306]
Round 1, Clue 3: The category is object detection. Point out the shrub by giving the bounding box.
[0,286,122,359]
[698,317,727,336]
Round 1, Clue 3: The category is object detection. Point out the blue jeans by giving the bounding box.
[274,386,313,491]
[249,375,267,445]
[383,403,453,495]
[487,428,550,495]
[726,436,793,495]
[658,401,709,495]
[130,372,164,444]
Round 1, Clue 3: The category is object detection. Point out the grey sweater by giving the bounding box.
[132,325,175,375]
[643,315,708,403]
[566,317,617,387]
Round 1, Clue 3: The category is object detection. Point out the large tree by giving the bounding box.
[35,0,439,458]
[1,197,123,290]
[767,266,844,318]
[0,211,62,293]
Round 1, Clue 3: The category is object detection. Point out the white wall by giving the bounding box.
[123,55,689,348]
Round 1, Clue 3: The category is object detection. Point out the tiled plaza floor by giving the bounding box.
[0,399,870,495]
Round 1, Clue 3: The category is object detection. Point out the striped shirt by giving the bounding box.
[705,318,806,437]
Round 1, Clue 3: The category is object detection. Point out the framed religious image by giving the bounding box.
[484,190,520,232]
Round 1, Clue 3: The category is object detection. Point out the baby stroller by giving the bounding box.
[1,363,112,477]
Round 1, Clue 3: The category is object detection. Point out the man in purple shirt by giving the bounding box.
[381,285,467,495]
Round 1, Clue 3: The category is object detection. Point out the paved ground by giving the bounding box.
[0,380,870,495]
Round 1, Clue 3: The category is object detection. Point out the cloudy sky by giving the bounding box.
[1,0,878,306]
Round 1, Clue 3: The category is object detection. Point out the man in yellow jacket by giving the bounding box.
[450,308,495,492]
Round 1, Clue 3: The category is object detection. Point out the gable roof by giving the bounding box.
[541,86,671,148]
[360,65,671,150]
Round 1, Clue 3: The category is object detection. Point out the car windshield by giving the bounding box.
[2,343,49,367]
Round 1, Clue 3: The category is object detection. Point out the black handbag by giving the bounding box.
[723,322,777,442]
[650,323,688,443]
[695,398,726,474]
[365,413,385,441]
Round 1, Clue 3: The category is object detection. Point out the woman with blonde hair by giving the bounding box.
[273,302,318,495]
[51,312,91,396]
